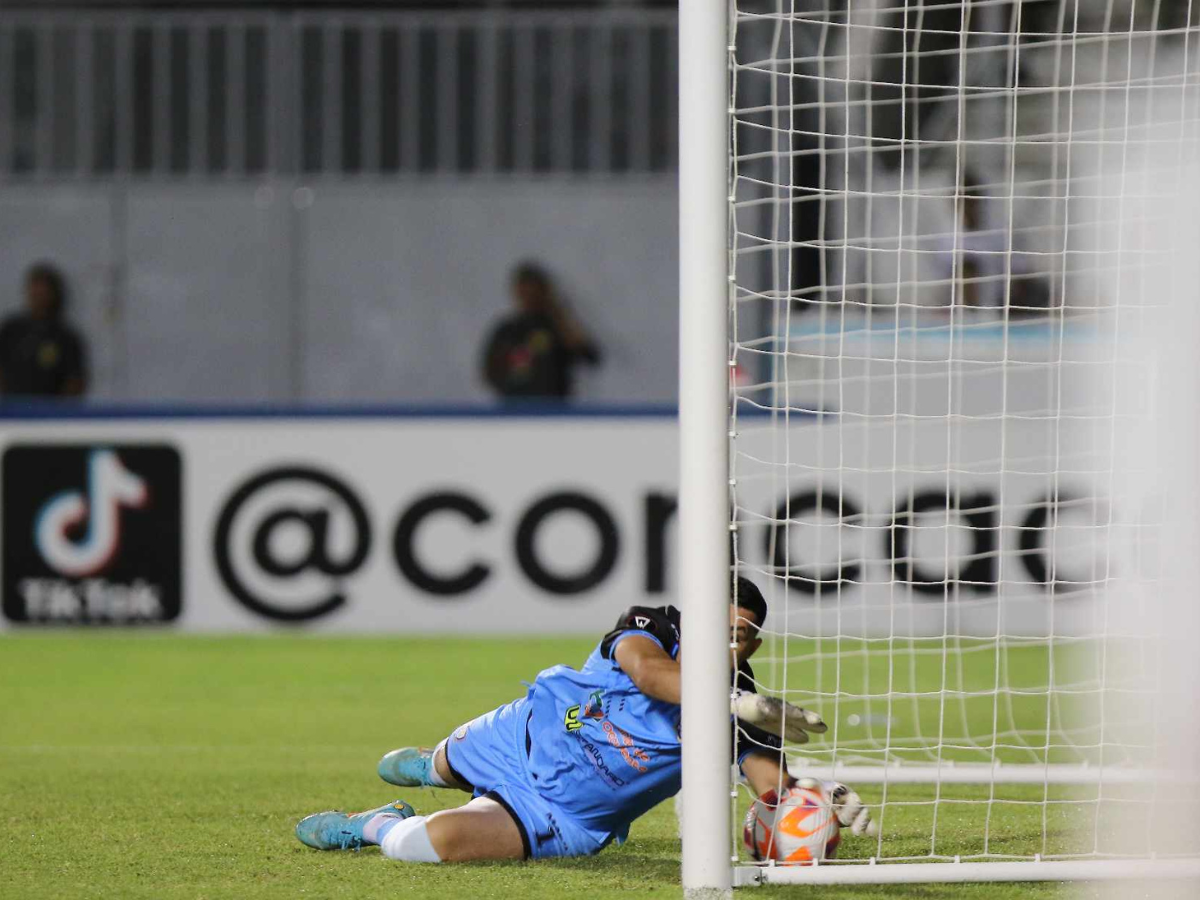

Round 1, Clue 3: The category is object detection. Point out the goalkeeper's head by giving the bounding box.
[732,576,768,662]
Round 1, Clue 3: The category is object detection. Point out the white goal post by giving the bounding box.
[678,0,1200,895]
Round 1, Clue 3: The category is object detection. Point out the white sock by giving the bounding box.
[427,740,451,788]
[363,812,405,844]
[379,815,442,863]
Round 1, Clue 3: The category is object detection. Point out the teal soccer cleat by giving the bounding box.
[378,747,437,787]
[295,800,415,851]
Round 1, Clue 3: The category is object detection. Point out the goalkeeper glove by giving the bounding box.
[824,780,877,836]
[790,778,876,836]
[730,689,827,743]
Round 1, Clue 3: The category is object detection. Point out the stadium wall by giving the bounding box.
[0,398,1129,636]
[0,180,678,404]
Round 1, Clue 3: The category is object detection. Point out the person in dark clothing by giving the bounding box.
[0,264,87,398]
[481,263,601,400]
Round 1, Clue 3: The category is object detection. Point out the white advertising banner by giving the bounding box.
[0,408,1129,635]
[0,415,676,633]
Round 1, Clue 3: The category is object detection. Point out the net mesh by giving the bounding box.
[728,0,1200,866]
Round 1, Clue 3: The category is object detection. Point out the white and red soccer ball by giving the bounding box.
[743,784,841,865]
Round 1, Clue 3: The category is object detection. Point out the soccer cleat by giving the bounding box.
[378,747,437,787]
[295,800,414,851]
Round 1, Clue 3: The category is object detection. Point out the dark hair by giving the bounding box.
[26,263,67,316]
[511,261,550,288]
[733,576,768,631]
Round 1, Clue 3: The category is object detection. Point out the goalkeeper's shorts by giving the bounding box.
[442,695,608,860]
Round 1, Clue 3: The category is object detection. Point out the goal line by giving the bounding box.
[736,858,1200,887]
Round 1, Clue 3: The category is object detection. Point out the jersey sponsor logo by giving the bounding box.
[601,720,651,773]
[577,737,628,789]
[564,705,583,732]
[565,690,606,733]
[565,687,651,775]
[583,689,605,720]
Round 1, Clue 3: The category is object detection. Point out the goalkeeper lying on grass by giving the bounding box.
[295,577,873,863]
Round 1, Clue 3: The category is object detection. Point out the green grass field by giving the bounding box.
[0,634,1136,899]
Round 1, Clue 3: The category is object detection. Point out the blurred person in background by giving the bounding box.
[0,263,87,398]
[925,168,1051,315]
[481,262,601,401]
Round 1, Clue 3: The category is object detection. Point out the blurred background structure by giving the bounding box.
[5,1,1195,406]
[0,0,680,404]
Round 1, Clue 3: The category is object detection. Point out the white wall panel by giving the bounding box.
[123,185,290,401]
[0,180,677,404]
[298,180,678,404]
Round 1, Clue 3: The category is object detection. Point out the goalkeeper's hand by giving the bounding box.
[799,778,877,837]
[730,689,827,744]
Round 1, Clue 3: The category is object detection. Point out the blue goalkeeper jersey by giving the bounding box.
[522,607,683,845]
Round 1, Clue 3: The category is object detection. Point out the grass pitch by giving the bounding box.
[0,634,1098,899]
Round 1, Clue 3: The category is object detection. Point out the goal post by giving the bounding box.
[678,0,734,896]
[679,0,1200,892]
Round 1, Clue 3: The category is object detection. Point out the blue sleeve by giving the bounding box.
[599,605,681,660]
[603,629,666,667]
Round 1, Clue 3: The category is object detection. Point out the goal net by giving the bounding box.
[682,0,1200,889]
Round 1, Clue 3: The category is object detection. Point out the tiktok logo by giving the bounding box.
[3,443,182,624]
[34,450,149,577]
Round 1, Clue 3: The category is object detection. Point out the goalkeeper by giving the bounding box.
[295,577,872,862]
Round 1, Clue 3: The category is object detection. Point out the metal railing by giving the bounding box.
[0,8,678,179]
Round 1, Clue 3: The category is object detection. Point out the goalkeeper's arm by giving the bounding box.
[612,639,828,746]
[613,635,682,704]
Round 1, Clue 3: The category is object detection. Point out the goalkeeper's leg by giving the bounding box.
[375,796,526,862]
[295,796,525,862]
[374,698,606,861]
[378,740,473,791]
[417,796,526,862]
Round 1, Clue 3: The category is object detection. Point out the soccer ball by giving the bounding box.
[743,783,841,865]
